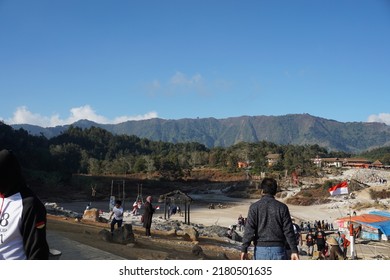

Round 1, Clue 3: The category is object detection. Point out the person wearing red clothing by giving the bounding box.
[341,234,350,259]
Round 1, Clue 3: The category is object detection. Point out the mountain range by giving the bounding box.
[11,114,390,153]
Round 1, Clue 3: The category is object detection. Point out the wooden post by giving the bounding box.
[184,201,188,224]
[122,180,125,210]
[188,202,191,224]
[164,196,167,220]
[349,223,355,259]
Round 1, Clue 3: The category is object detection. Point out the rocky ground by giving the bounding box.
[47,213,243,260]
[46,168,390,260]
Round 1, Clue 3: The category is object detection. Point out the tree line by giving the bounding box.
[1,121,389,186]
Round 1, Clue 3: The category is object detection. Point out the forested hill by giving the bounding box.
[11,113,390,153]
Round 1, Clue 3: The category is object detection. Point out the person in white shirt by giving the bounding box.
[0,149,49,259]
[109,200,124,234]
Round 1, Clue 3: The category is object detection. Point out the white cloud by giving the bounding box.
[6,106,59,127]
[112,111,158,123]
[367,113,390,125]
[147,79,161,91]
[144,71,209,97]
[68,105,108,124]
[166,71,210,97]
[5,105,158,127]
[170,72,203,86]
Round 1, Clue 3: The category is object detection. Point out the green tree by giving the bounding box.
[133,157,147,173]
[49,143,81,175]
[88,158,102,175]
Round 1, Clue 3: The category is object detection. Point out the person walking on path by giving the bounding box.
[306,229,315,257]
[314,227,327,258]
[142,196,156,237]
[109,200,124,234]
[291,218,302,254]
[0,149,49,260]
[240,177,299,260]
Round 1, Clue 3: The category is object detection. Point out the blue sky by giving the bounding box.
[1,0,390,127]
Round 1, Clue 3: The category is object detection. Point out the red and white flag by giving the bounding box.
[328,181,349,196]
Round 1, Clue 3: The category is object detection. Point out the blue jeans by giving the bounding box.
[254,246,288,260]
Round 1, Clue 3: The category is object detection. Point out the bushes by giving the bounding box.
[369,189,390,200]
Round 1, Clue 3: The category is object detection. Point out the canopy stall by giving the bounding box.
[335,211,390,241]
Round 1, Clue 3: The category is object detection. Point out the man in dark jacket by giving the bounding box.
[142,195,155,237]
[314,226,327,258]
[0,149,49,260]
[240,177,299,260]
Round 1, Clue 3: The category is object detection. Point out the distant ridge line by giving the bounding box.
[10,114,390,153]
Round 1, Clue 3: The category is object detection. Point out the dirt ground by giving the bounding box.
[46,214,241,260]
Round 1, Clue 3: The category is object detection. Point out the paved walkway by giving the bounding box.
[46,231,125,260]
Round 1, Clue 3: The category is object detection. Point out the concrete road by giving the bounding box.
[46,231,125,260]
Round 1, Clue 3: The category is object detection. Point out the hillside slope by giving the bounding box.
[11,113,390,152]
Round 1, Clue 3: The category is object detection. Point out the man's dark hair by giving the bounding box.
[260,177,278,195]
[0,149,26,195]
[115,200,122,205]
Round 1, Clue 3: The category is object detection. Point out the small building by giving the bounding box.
[237,161,249,169]
[312,157,343,168]
[266,153,280,167]
[312,157,380,169]
[372,160,384,168]
[343,158,372,168]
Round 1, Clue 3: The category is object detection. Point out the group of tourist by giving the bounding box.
[1,149,351,261]
[0,148,160,260]
[299,219,334,232]
[109,195,157,238]
[303,227,351,260]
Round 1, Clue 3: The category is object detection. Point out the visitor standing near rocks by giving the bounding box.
[240,177,299,260]
[0,149,49,260]
[326,236,345,260]
[109,200,124,234]
[142,196,155,237]
[237,214,245,231]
